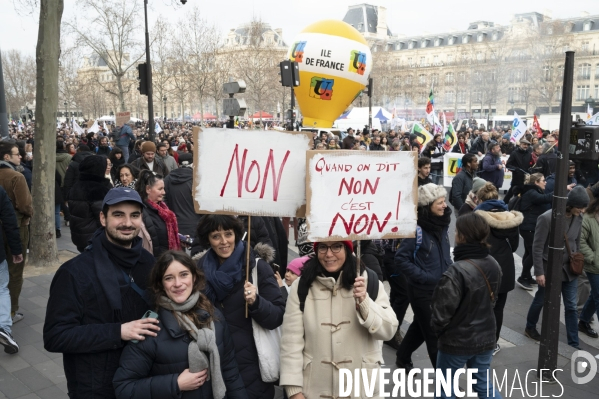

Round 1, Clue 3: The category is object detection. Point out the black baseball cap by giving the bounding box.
[102,187,145,208]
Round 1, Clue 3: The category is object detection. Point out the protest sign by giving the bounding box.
[116,111,131,126]
[442,153,512,191]
[193,128,312,217]
[306,150,418,242]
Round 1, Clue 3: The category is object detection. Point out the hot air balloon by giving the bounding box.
[288,20,372,128]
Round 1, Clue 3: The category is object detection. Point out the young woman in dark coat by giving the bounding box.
[473,182,523,354]
[193,215,285,399]
[67,155,112,252]
[515,173,552,290]
[136,170,181,257]
[113,251,248,399]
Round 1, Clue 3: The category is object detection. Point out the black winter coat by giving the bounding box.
[518,184,552,231]
[534,152,557,177]
[68,174,112,252]
[142,200,170,258]
[43,234,155,399]
[475,208,523,293]
[55,171,63,205]
[469,137,490,155]
[0,185,22,262]
[164,168,202,237]
[450,169,474,209]
[431,254,502,356]
[64,151,93,199]
[262,217,288,272]
[113,307,248,399]
[506,147,532,186]
[195,250,285,399]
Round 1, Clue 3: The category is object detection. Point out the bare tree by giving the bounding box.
[1,50,36,118]
[150,17,174,120]
[66,0,143,111]
[30,0,64,266]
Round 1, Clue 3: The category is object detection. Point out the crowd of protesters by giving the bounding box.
[0,116,598,399]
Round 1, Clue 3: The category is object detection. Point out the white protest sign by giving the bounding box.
[306,150,418,242]
[442,152,512,191]
[510,112,527,143]
[193,128,312,217]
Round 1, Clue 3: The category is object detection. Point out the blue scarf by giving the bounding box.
[202,240,246,304]
[474,199,508,212]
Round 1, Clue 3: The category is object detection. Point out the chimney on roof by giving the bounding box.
[377,6,388,38]
[581,11,589,17]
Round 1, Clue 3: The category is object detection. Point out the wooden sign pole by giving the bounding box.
[245,216,252,318]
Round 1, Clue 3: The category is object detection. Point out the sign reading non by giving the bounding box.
[306,151,418,242]
[193,128,312,217]
[116,111,131,126]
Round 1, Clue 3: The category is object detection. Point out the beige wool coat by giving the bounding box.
[280,270,398,399]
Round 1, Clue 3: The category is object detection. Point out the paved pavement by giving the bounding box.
[1,222,599,398]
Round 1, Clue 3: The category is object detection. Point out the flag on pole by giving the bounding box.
[532,115,543,138]
[103,121,108,134]
[88,119,100,133]
[587,104,593,120]
[155,122,163,134]
[73,120,85,135]
[442,113,457,151]
[17,120,23,132]
[425,89,435,126]
[510,112,527,143]
[411,122,434,152]
[587,112,599,126]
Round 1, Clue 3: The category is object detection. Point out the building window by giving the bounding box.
[579,63,591,79]
[492,31,498,40]
[433,55,439,64]
[583,21,593,31]
[408,41,415,49]
[557,86,562,101]
[576,85,590,101]
[473,71,482,82]
[546,26,553,35]
[445,90,455,104]
[419,74,426,84]
[407,57,413,65]
[431,74,439,85]
[434,38,441,46]
[476,51,483,61]
[421,40,428,48]
[394,76,400,87]
[445,72,454,84]
[448,37,455,45]
[447,54,454,63]
[477,34,484,42]
[457,90,467,104]
[406,75,413,85]
[462,35,469,44]
[508,87,518,102]
[458,72,467,83]
[582,41,589,51]
[473,90,482,102]
[420,56,426,65]
[595,85,599,99]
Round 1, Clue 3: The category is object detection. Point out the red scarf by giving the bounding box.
[146,200,181,251]
[459,142,466,154]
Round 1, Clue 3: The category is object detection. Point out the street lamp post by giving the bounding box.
[163,96,167,122]
[64,101,68,124]
[143,0,155,142]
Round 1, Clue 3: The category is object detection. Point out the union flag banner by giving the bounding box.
[533,115,543,138]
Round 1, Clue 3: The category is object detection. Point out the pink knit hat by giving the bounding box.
[286,256,310,276]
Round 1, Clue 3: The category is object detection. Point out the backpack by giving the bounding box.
[297,267,379,312]
[507,194,522,211]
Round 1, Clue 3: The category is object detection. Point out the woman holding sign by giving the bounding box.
[194,215,285,399]
[280,241,398,399]
[393,183,452,370]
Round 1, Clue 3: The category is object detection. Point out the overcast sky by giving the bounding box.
[1,0,596,56]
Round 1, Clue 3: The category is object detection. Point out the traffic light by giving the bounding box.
[366,77,373,97]
[279,61,300,87]
[137,63,148,95]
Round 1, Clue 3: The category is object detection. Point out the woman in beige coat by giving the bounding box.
[280,240,398,399]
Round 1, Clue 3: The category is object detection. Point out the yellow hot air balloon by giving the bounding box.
[288,20,372,128]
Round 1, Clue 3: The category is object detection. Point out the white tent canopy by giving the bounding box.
[333,107,392,131]
[97,115,115,122]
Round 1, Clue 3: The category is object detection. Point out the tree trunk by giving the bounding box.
[117,75,126,111]
[30,0,64,267]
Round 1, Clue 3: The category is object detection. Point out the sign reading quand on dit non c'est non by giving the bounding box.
[306,150,418,242]
[192,128,312,217]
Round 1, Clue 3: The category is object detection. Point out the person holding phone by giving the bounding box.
[114,251,248,398]
[44,188,159,398]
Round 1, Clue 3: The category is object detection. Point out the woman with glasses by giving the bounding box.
[515,173,552,291]
[280,241,397,399]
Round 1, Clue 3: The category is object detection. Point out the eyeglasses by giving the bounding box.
[316,243,344,254]
[10,152,21,157]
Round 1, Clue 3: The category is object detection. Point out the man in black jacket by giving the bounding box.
[163,153,200,237]
[63,145,93,200]
[450,153,478,210]
[504,139,531,203]
[0,186,24,354]
[342,128,355,149]
[44,188,158,398]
